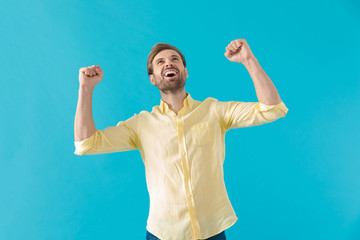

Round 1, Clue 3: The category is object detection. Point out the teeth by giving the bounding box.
[165,71,177,77]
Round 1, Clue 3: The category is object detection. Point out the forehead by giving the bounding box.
[153,49,180,62]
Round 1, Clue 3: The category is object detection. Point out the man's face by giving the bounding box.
[150,49,188,93]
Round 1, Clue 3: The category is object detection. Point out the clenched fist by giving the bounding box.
[224,39,255,64]
[79,65,104,89]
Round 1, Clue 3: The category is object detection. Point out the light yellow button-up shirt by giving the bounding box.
[74,93,289,240]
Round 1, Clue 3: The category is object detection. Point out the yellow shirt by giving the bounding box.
[74,93,289,240]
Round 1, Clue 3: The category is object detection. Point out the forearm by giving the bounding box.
[74,86,96,142]
[244,57,282,105]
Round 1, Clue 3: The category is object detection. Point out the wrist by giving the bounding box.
[79,85,94,93]
[79,86,95,98]
[243,56,258,72]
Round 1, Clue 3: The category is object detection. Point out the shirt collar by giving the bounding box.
[159,93,194,114]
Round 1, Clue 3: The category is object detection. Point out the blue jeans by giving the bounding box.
[146,230,226,240]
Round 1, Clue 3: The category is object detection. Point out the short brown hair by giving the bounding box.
[147,43,186,76]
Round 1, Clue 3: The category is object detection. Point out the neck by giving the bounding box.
[160,88,187,115]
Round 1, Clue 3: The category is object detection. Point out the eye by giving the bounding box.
[172,57,179,61]
[157,60,163,65]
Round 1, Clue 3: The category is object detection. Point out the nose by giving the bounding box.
[165,59,174,67]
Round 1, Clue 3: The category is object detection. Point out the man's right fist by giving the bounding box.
[79,65,104,89]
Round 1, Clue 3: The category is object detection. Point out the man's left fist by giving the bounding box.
[224,39,255,64]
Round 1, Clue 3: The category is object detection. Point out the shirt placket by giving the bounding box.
[176,114,201,238]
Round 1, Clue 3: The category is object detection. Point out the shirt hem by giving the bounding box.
[196,216,238,240]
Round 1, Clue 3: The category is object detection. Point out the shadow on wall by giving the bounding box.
[349,214,360,240]
[349,0,360,8]
[346,0,360,17]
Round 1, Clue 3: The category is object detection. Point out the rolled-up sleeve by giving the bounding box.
[74,114,139,156]
[213,100,289,131]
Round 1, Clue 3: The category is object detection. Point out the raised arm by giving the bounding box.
[224,39,282,105]
[74,65,139,156]
[214,39,288,130]
[74,65,103,142]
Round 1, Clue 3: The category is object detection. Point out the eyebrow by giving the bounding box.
[155,55,179,64]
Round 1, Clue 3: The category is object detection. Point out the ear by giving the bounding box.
[149,74,156,86]
[185,68,189,78]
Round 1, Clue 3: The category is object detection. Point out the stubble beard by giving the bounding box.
[154,69,187,94]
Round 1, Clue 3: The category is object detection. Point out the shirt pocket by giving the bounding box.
[191,121,211,146]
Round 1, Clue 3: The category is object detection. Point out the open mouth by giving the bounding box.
[164,70,178,79]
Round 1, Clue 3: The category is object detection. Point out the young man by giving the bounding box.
[74,39,289,240]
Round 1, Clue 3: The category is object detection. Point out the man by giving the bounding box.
[74,39,289,240]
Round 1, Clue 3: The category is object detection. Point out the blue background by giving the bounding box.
[1,0,359,239]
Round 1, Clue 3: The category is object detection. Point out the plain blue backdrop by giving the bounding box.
[1,0,359,239]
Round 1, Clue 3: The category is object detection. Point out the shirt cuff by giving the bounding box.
[257,101,289,114]
[74,131,97,156]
